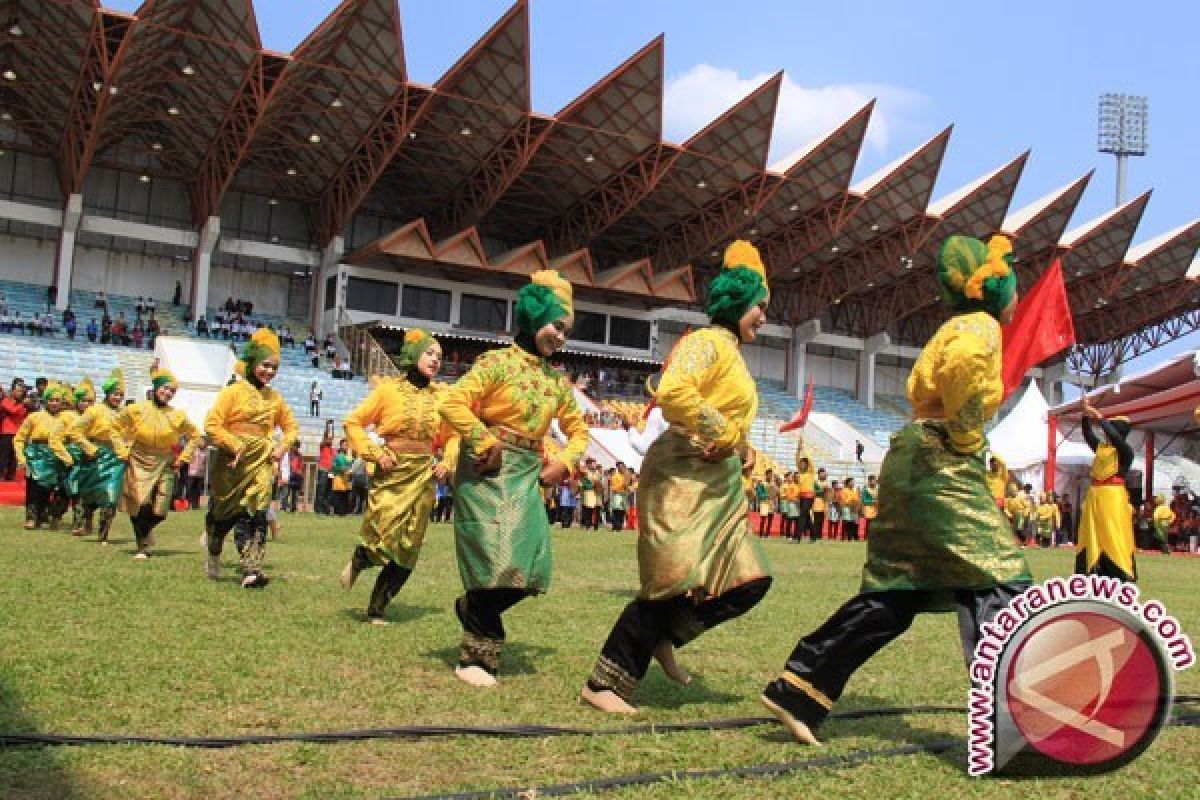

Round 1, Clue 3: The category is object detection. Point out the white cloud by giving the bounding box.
[663,64,928,172]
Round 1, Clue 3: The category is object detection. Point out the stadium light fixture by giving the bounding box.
[695,179,707,189]
[584,153,595,163]
[267,198,278,206]
[286,167,298,176]
[308,133,321,144]
[0,111,10,121]
[8,23,22,37]
[92,81,102,92]
[460,126,471,136]
[1098,93,1148,206]
[138,174,150,183]
[870,223,880,232]
[167,106,180,115]
[789,204,799,212]
[181,64,195,76]
[3,69,16,81]
[830,245,840,253]
[748,228,758,236]
[330,97,343,108]
[150,142,162,151]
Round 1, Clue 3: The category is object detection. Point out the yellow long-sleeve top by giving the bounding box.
[794,456,816,495]
[610,471,629,493]
[14,410,72,466]
[343,377,459,469]
[439,345,588,470]
[1035,502,1061,529]
[780,481,800,502]
[654,326,757,452]
[907,311,1003,455]
[838,487,860,510]
[1153,506,1176,528]
[68,403,129,459]
[986,456,1008,501]
[205,380,298,456]
[115,400,200,463]
[1007,493,1030,519]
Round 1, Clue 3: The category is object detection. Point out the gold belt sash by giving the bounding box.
[384,437,433,455]
[228,423,269,437]
[491,426,542,452]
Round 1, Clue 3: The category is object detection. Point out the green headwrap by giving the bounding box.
[397,328,436,370]
[937,234,1017,320]
[240,327,282,372]
[514,283,568,336]
[42,384,70,403]
[706,266,768,325]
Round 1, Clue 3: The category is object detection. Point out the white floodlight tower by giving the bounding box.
[1097,93,1149,207]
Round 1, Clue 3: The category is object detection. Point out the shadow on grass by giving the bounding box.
[634,672,742,709]
[335,604,439,625]
[0,679,80,798]
[122,548,194,558]
[424,641,558,676]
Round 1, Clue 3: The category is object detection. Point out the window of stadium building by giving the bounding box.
[345,277,398,315]
[402,285,451,323]
[324,275,337,311]
[570,310,607,344]
[459,293,507,332]
[608,316,651,350]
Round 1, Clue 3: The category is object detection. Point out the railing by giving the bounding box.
[338,311,401,381]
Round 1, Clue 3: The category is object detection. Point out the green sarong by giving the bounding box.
[23,443,67,489]
[64,444,85,497]
[862,421,1030,611]
[454,446,551,592]
[76,445,126,508]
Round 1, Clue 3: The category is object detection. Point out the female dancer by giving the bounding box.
[582,240,773,713]
[1075,397,1136,580]
[70,369,128,544]
[14,382,73,530]
[116,367,200,559]
[205,328,297,587]
[57,379,94,535]
[340,328,458,623]
[761,234,1032,744]
[439,270,589,688]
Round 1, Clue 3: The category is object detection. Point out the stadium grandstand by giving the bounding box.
[0,0,1197,474]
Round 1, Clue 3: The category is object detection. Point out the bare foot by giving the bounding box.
[653,641,691,685]
[454,665,497,688]
[760,694,821,745]
[339,561,358,591]
[581,686,638,714]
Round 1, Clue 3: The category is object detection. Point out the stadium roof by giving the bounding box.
[1,0,1196,344]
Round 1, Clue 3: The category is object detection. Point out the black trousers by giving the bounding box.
[559,505,575,528]
[588,577,772,701]
[611,509,627,532]
[0,434,17,481]
[763,583,1028,731]
[130,505,166,548]
[455,588,531,674]
[797,498,814,539]
[207,511,268,576]
[348,546,413,618]
[25,479,52,524]
[810,511,825,541]
[758,512,774,537]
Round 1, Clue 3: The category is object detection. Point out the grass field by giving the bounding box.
[0,507,1196,799]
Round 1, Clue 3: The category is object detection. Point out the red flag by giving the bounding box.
[779,378,815,433]
[1002,258,1075,399]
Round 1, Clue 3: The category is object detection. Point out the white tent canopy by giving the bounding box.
[989,380,1092,470]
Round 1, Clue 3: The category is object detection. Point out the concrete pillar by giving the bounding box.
[311,236,344,337]
[1042,361,1068,406]
[788,319,820,398]
[190,216,220,322]
[53,194,83,311]
[856,332,889,409]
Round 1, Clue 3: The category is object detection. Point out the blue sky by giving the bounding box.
[109,0,1198,370]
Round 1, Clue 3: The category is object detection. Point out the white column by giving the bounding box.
[311,236,344,337]
[190,216,220,322]
[1041,361,1068,406]
[54,194,83,311]
[856,332,890,409]
[788,319,820,398]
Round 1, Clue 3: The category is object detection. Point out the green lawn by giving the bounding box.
[0,508,1196,799]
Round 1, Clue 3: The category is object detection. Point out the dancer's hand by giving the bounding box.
[432,462,448,482]
[376,450,397,471]
[700,442,730,462]
[270,445,287,463]
[741,445,757,475]
[539,460,568,487]
[475,442,503,474]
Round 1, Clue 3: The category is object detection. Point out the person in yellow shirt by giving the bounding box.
[583,240,772,714]
[609,462,630,531]
[439,270,589,688]
[1151,494,1175,555]
[779,473,800,539]
[1006,486,1031,543]
[859,474,878,538]
[839,477,861,541]
[1075,396,1136,581]
[795,451,817,542]
[115,367,200,559]
[204,328,298,588]
[47,379,92,535]
[14,382,73,530]
[986,455,1008,508]
[763,234,1031,745]
[339,329,458,623]
[1034,492,1061,549]
[69,369,128,544]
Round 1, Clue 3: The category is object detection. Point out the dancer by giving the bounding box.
[1151,495,1174,555]
[582,240,773,714]
[205,328,297,587]
[55,379,94,534]
[14,382,73,530]
[1075,397,1136,581]
[1034,492,1060,549]
[439,269,589,688]
[339,328,458,623]
[986,455,1008,508]
[70,369,128,544]
[115,367,200,559]
[859,474,877,539]
[761,234,1031,744]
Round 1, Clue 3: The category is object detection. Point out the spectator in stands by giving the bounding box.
[136,296,145,315]
[282,443,304,512]
[146,313,160,344]
[330,440,352,516]
[281,325,294,348]
[196,316,209,337]
[323,335,336,363]
[131,321,144,349]
[0,381,29,481]
[185,437,208,510]
[557,477,577,529]
[64,310,77,340]
[304,333,316,354]
[27,312,41,336]
[146,295,156,313]
[225,296,236,313]
[309,381,322,417]
[855,440,864,463]
[315,432,334,515]
[46,285,56,310]
[41,311,55,335]
[0,292,6,315]
[100,312,112,343]
[173,280,182,307]
[11,311,23,334]
[95,289,107,310]
[113,314,129,346]
[86,318,98,342]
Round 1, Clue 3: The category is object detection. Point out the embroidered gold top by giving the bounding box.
[116,400,200,461]
[439,345,589,470]
[14,410,72,466]
[654,326,757,451]
[70,403,129,459]
[907,311,1003,455]
[205,380,298,456]
[1035,502,1061,528]
[344,377,459,466]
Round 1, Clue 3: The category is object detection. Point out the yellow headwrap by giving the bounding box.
[74,377,96,403]
[151,367,178,390]
[531,269,574,323]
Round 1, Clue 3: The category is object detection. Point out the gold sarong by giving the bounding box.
[119,448,174,516]
[359,452,436,570]
[209,436,275,521]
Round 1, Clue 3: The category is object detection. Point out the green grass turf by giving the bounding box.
[0,508,1196,798]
